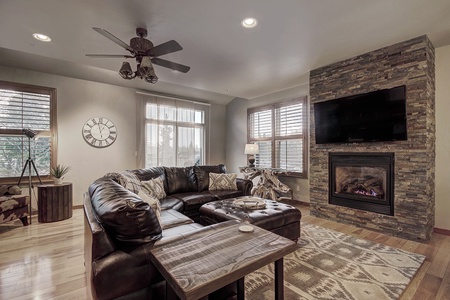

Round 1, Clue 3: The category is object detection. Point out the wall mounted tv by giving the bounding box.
[314,85,407,144]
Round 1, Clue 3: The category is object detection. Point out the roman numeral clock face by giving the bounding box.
[82,117,117,148]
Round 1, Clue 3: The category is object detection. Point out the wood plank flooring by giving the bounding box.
[0,205,449,300]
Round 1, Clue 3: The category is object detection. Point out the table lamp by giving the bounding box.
[244,144,259,167]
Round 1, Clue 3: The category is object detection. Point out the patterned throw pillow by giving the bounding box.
[208,173,238,191]
[141,177,167,200]
[104,171,142,194]
[138,190,161,224]
[0,185,22,196]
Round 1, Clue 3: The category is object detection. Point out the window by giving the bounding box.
[141,95,209,167]
[0,81,57,184]
[248,97,308,177]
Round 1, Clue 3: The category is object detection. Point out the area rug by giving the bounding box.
[245,224,425,300]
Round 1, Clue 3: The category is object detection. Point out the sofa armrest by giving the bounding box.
[83,193,116,260]
[92,247,161,300]
[236,178,253,196]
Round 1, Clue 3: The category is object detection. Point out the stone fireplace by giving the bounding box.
[329,152,394,216]
[309,35,435,241]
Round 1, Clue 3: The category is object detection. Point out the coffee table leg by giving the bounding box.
[275,258,284,300]
[237,277,245,300]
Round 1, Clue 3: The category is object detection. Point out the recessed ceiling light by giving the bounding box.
[32,33,51,42]
[241,17,258,29]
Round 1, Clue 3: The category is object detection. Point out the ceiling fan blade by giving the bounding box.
[86,54,134,58]
[151,58,190,73]
[148,40,183,57]
[92,27,136,54]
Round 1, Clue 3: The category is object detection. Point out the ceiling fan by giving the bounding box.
[86,27,190,83]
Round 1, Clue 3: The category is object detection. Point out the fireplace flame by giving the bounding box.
[353,189,378,197]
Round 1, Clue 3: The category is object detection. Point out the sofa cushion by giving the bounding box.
[209,173,238,191]
[205,190,243,200]
[172,192,216,212]
[89,178,162,245]
[194,165,226,192]
[159,196,184,211]
[164,166,197,194]
[141,177,167,200]
[154,223,205,246]
[160,209,194,230]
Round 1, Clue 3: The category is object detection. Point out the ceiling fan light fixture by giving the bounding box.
[241,17,258,28]
[32,33,51,42]
[139,56,155,77]
[87,27,190,84]
[140,56,152,68]
[119,62,134,79]
[144,74,158,84]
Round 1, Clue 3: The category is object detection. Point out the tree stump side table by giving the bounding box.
[37,182,73,223]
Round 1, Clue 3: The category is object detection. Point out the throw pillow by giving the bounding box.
[0,185,22,196]
[194,165,224,192]
[208,173,238,191]
[104,171,142,194]
[141,177,167,200]
[138,190,162,224]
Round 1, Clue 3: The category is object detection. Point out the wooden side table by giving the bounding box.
[37,182,73,223]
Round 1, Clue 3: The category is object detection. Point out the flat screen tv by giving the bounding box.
[314,85,407,144]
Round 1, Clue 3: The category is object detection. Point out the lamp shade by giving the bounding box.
[244,143,259,155]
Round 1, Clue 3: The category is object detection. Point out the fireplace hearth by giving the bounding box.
[329,152,394,215]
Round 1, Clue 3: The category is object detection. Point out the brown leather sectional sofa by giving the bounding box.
[84,164,253,300]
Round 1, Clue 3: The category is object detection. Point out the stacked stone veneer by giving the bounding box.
[309,35,435,241]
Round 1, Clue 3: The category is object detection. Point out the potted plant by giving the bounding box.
[50,164,70,184]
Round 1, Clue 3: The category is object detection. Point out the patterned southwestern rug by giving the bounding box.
[245,224,425,300]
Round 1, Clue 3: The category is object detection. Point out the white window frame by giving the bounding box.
[0,81,57,184]
[141,96,210,168]
[247,97,308,178]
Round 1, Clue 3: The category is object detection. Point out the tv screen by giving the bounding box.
[314,86,407,144]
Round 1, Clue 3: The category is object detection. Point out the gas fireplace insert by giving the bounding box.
[329,152,394,215]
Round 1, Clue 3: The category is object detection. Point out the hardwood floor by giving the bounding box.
[0,205,449,299]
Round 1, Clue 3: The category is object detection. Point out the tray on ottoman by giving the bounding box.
[199,196,301,241]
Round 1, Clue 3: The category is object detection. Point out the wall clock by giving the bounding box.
[82,117,117,148]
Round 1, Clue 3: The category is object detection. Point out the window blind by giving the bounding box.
[249,109,272,139]
[248,97,307,177]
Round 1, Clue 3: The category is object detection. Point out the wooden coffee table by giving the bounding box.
[149,220,298,300]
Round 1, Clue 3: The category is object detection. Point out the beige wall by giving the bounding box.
[435,45,450,231]
[225,97,248,174]
[0,65,226,207]
[209,103,227,165]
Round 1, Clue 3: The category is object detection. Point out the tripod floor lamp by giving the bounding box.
[17,128,42,224]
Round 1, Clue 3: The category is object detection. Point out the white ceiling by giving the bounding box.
[1,0,450,104]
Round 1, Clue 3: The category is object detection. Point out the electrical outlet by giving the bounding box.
[296,186,300,192]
